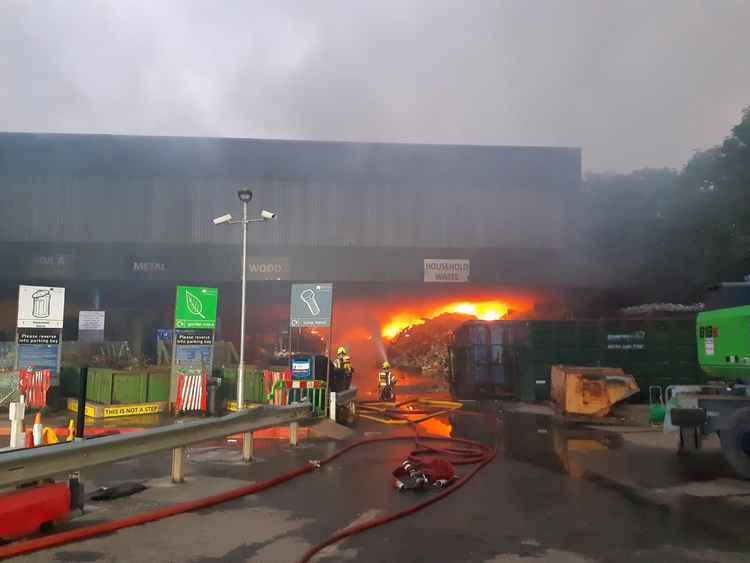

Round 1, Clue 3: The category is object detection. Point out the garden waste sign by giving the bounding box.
[175,286,218,329]
[171,286,218,405]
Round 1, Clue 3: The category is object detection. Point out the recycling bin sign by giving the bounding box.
[175,286,218,329]
[17,285,66,328]
[290,283,333,327]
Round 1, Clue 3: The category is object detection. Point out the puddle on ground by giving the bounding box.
[499,412,623,477]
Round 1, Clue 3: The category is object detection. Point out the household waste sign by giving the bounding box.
[175,286,218,329]
[424,259,470,282]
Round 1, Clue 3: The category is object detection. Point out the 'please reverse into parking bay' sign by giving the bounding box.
[424,259,470,282]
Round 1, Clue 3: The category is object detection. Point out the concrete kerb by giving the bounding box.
[568,428,750,542]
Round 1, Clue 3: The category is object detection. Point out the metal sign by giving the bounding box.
[247,257,290,280]
[17,285,66,328]
[290,283,333,327]
[28,254,75,279]
[16,328,61,385]
[424,259,470,283]
[78,311,106,331]
[175,286,218,329]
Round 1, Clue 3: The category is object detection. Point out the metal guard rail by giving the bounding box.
[0,404,311,488]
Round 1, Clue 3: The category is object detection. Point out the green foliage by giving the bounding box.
[584,106,750,302]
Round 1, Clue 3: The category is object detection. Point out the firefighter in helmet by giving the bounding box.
[335,346,353,375]
[378,361,397,401]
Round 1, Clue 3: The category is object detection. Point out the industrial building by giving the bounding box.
[0,132,585,360]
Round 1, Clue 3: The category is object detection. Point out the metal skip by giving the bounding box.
[550,365,639,417]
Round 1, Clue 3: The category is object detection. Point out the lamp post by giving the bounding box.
[213,190,277,410]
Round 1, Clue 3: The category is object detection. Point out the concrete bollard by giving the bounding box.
[329,392,337,422]
[289,422,298,447]
[8,398,26,449]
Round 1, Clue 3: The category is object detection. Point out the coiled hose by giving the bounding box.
[0,430,495,562]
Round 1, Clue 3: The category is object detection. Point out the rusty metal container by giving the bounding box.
[551,365,639,417]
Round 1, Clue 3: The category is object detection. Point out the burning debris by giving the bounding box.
[386,313,475,376]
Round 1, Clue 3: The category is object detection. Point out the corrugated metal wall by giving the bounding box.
[0,133,580,249]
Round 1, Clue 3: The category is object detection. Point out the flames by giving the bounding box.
[381,300,517,340]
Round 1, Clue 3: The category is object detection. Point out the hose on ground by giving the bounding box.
[0,428,495,562]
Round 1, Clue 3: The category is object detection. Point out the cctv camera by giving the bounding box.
[213,213,232,225]
[237,189,253,202]
[260,209,277,220]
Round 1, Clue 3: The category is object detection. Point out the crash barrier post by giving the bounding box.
[267,380,327,417]
[242,431,253,462]
[18,369,51,409]
[328,387,357,423]
[0,404,312,489]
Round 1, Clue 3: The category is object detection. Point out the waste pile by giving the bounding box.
[386,313,473,377]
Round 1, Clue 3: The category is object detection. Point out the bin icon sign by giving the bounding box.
[17,285,65,328]
[32,289,51,318]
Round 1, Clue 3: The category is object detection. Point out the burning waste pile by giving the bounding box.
[386,313,473,377]
[381,300,520,377]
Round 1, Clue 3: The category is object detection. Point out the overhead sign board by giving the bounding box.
[247,257,290,280]
[78,310,106,331]
[290,283,333,327]
[17,285,66,328]
[28,254,75,279]
[424,259,470,283]
[175,286,218,329]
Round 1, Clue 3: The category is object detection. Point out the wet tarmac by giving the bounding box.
[8,394,750,562]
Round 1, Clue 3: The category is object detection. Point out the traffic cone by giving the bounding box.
[66,419,76,442]
[32,412,43,446]
[25,429,34,448]
[42,427,59,444]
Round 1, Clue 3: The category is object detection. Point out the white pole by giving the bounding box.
[238,200,248,410]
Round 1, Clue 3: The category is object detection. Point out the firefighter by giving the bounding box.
[335,346,353,374]
[378,361,396,401]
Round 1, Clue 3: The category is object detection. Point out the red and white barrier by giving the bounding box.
[18,369,51,409]
[175,371,207,413]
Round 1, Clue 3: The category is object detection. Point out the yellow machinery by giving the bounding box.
[551,365,639,417]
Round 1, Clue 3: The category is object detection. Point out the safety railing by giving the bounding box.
[267,380,327,417]
[0,403,311,488]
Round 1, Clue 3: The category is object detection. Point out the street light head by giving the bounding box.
[260,209,277,220]
[212,213,232,225]
[237,189,253,203]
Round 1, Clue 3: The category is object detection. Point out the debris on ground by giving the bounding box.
[89,482,147,501]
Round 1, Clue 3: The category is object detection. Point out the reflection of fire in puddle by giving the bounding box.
[416,416,453,437]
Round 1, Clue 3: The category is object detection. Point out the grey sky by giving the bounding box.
[1,0,748,172]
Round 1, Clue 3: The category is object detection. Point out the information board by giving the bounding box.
[17,285,66,328]
[290,283,333,327]
[175,286,218,329]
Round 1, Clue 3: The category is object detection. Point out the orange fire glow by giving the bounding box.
[381,300,518,340]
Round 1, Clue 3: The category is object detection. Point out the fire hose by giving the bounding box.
[0,425,496,562]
